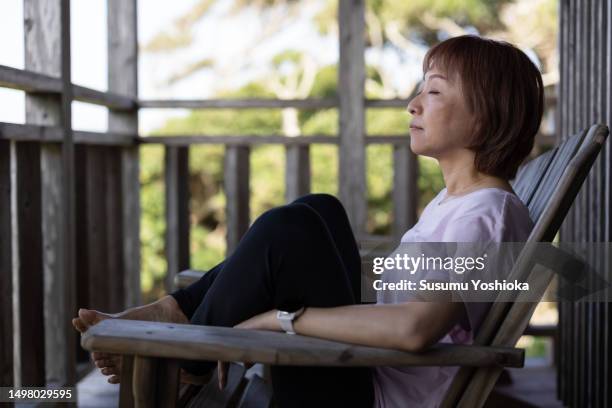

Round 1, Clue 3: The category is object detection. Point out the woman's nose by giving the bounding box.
[407,96,420,115]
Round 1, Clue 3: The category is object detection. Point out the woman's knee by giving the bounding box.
[255,203,327,237]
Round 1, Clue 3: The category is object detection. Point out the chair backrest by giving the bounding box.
[441,123,610,408]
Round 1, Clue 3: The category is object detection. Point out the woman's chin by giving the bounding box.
[409,140,428,156]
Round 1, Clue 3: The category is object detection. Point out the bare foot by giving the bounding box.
[72,296,189,384]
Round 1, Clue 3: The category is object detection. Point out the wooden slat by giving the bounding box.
[0,65,136,110]
[139,135,410,146]
[139,97,413,110]
[73,145,90,364]
[559,1,576,403]
[74,130,134,146]
[556,2,567,402]
[23,0,76,387]
[131,357,180,408]
[392,144,418,237]
[237,374,273,408]
[187,363,246,408]
[224,145,250,254]
[72,85,136,110]
[528,129,587,223]
[511,147,557,206]
[0,122,135,145]
[15,142,45,386]
[0,140,12,387]
[108,0,141,308]
[0,122,62,142]
[106,148,126,311]
[132,356,157,408]
[82,319,525,368]
[40,144,71,384]
[603,3,611,407]
[285,144,310,202]
[119,355,135,408]
[0,64,62,93]
[165,146,190,292]
[85,147,111,312]
[140,98,337,110]
[338,0,367,233]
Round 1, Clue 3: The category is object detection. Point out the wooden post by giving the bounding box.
[393,144,418,238]
[23,0,76,386]
[285,145,310,202]
[338,0,366,234]
[224,145,250,254]
[131,356,179,408]
[0,140,12,387]
[85,147,111,311]
[165,146,190,292]
[108,0,141,308]
[14,142,44,386]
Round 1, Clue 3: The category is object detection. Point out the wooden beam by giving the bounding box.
[338,0,366,233]
[84,147,111,312]
[72,85,136,110]
[140,135,337,146]
[106,148,126,311]
[138,98,414,110]
[138,135,411,146]
[164,146,190,292]
[224,145,250,254]
[0,122,135,145]
[0,122,63,142]
[139,98,338,109]
[14,142,45,386]
[108,0,141,308]
[392,144,418,238]
[285,144,310,202]
[0,140,12,387]
[0,64,62,93]
[74,130,135,146]
[23,0,77,387]
[0,65,135,110]
[81,319,525,368]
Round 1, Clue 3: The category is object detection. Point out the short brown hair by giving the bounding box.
[423,35,544,180]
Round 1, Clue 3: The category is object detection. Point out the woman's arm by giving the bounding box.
[218,301,464,389]
[236,301,465,352]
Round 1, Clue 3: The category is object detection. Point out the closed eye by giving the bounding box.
[428,91,440,94]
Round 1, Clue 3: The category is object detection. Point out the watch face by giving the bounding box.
[278,311,292,319]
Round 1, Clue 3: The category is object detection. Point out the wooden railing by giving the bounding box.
[0,0,557,397]
[0,0,420,392]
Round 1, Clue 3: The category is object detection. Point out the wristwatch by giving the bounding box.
[276,307,306,335]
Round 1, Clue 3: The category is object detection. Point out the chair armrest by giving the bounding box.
[81,319,524,368]
[174,270,205,289]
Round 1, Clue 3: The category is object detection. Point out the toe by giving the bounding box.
[101,367,118,376]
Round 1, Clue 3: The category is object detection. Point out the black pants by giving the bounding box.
[171,193,375,408]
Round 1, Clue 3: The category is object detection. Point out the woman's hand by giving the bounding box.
[217,310,280,390]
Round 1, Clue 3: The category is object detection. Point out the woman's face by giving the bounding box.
[406,67,477,159]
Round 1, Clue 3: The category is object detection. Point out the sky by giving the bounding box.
[0,0,424,134]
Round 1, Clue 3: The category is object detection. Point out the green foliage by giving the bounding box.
[140,76,443,299]
[139,0,555,300]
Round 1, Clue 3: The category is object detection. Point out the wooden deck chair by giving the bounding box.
[81,124,609,408]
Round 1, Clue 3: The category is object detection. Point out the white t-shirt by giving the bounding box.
[372,187,534,408]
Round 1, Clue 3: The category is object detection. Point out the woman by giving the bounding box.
[73,35,543,408]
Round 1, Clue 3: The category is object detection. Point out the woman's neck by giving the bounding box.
[438,151,512,196]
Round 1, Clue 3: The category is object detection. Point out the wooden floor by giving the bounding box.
[77,369,119,408]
